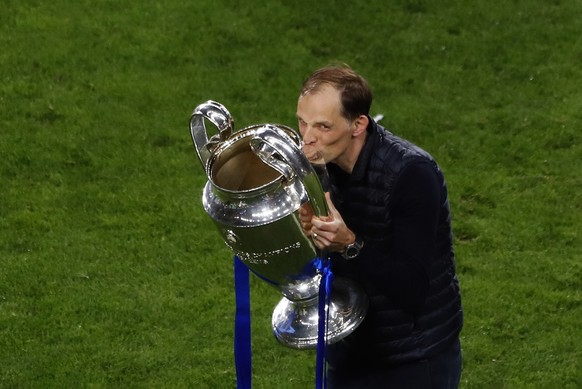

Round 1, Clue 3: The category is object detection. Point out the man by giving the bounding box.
[297,65,463,388]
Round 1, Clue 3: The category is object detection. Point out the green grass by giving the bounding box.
[1,0,580,387]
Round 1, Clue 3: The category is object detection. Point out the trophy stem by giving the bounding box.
[271,277,368,349]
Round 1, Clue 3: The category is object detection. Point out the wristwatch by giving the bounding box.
[342,236,364,260]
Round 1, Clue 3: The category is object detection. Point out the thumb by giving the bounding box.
[324,192,340,220]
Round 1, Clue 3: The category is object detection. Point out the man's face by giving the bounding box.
[296,84,355,166]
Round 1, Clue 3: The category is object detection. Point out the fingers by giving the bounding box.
[298,197,342,251]
[310,218,334,244]
[299,203,314,233]
[310,229,328,250]
[310,193,352,252]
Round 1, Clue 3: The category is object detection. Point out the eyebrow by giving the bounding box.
[296,115,333,127]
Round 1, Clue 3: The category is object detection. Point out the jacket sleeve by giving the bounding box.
[362,161,441,314]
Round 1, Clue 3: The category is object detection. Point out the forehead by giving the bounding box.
[297,84,342,120]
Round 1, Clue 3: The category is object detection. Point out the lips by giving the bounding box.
[301,143,324,163]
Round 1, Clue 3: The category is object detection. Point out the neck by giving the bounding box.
[334,132,367,173]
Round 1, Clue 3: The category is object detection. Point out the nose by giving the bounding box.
[301,124,316,145]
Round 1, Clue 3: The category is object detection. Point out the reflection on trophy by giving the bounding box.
[189,100,368,349]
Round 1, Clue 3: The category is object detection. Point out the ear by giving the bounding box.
[352,115,369,137]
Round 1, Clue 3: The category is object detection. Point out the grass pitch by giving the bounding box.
[1,1,580,387]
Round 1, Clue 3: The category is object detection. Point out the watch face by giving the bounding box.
[346,245,359,258]
[343,238,363,259]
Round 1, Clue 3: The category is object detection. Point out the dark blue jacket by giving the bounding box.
[326,119,463,368]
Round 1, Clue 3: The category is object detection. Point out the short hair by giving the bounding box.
[300,65,372,122]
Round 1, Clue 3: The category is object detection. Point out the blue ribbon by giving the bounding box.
[233,255,333,389]
[314,257,334,389]
[234,255,252,389]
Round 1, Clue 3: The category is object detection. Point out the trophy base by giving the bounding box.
[271,277,369,349]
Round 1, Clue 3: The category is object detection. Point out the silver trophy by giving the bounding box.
[189,100,368,349]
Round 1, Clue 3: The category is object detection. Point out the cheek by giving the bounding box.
[319,132,341,147]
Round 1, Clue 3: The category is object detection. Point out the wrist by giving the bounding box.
[342,235,364,260]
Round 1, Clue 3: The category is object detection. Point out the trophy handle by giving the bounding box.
[250,125,329,217]
[189,100,234,169]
